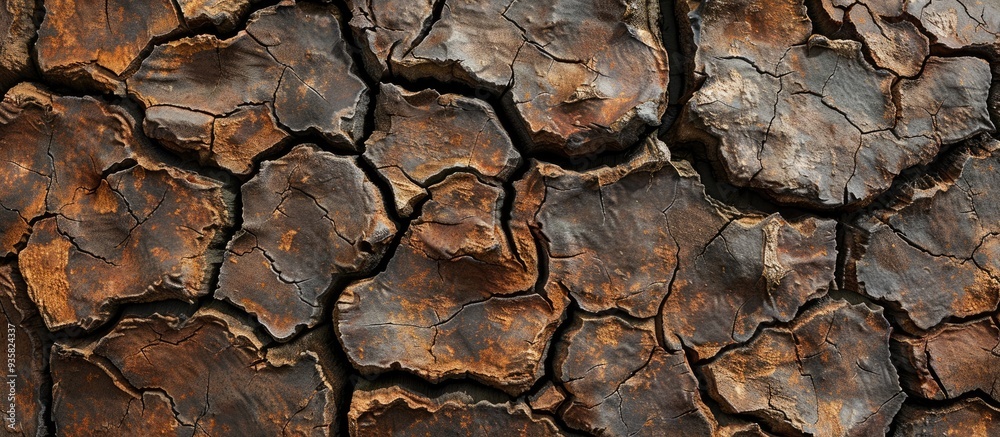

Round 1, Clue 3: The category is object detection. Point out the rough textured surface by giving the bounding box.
[0,264,47,436]
[129,2,368,160]
[0,0,36,90]
[36,0,181,93]
[178,0,255,33]
[894,398,1000,436]
[8,0,1000,433]
[51,309,346,435]
[892,318,1000,401]
[704,300,905,436]
[364,83,521,217]
[522,138,836,359]
[845,140,1000,332]
[350,0,670,156]
[336,172,566,395]
[0,83,230,332]
[349,385,565,436]
[554,313,717,436]
[677,0,995,208]
[218,144,395,341]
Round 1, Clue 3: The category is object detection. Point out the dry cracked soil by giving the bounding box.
[1,0,999,435]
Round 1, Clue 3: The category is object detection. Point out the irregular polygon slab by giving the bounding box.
[660,214,837,360]
[678,0,995,208]
[906,0,1000,55]
[349,385,565,436]
[521,138,835,353]
[143,103,289,176]
[177,0,255,33]
[503,0,669,156]
[51,310,345,436]
[36,0,181,92]
[363,83,520,216]
[554,313,717,436]
[0,264,48,436]
[846,140,1000,332]
[0,0,36,89]
[129,1,368,169]
[703,300,905,436]
[893,398,1000,436]
[0,83,230,332]
[20,164,229,332]
[892,318,1000,401]
[336,172,566,395]
[350,0,670,156]
[218,144,396,341]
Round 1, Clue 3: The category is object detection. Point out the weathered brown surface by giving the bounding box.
[8,0,1000,433]
[522,137,836,360]
[677,0,995,209]
[845,139,1000,332]
[218,144,395,341]
[350,0,669,156]
[51,309,346,435]
[892,318,1000,401]
[337,171,566,395]
[0,83,230,332]
[36,0,181,93]
[893,398,1000,436]
[0,0,36,90]
[349,385,565,436]
[704,300,905,436]
[129,1,368,167]
[177,0,254,33]
[0,264,47,436]
[554,313,717,436]
[363,83,521,216]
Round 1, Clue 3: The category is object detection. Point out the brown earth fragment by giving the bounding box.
[336,172,566,396]
[217,144,395,341]
[892,318,1000,401]
[521,137,835,358]
[351,0,670,156]
[703,300,905,436]
[677,0,994,208]
[0,0,36,90]
[0,264,48,436]
[0,83,230,332]
[349,384,566,436]
[129,1,368,170]
[845,139,1000,332]
[554,313,717,436]
[363,83,521,217]
[36,0,182,93]
[51,309,346,436]
[893,398,1000,436]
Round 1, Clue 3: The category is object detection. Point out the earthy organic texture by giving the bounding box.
[893,398,1000,436]
[336,171,566,395]
[0,264,47,436]
[1,83,231,332]
[676,0,994,209]
[554,313,717,435]
[4,0,1000,434]
[845,138,1000,332]
[0,0,35,90]
[350,0,670,156]
[892,318,1000,401]
[703,300,905,436]
[218,144,395,340]
[363,83,521,217]
[129,1,368,170]
[51,309,346,435]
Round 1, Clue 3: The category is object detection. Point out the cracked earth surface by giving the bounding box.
[0,0,999,435]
